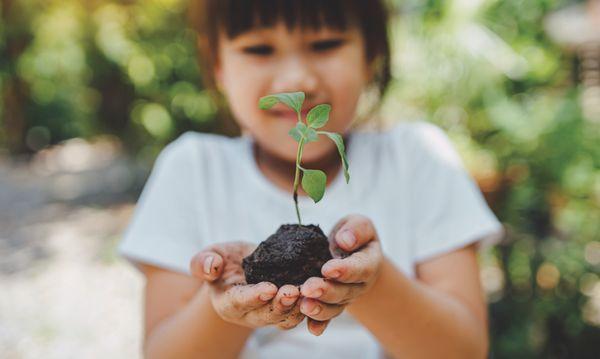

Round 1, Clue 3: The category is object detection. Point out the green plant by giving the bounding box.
[258,91,350,225]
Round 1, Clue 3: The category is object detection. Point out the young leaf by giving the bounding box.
[258,92,305,113]
[300,168,327,203]
[258,96,279,110]
[296,122,308,132]
[306,104,331,129]
[290,122,318,143]
[318,131,350,183]
[305,128,318,142]
[288,127,302,142]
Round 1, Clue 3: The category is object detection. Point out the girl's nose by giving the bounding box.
[271,57,319,95]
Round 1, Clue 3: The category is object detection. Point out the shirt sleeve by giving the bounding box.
[406,122,504,263]
[118,133,203,275]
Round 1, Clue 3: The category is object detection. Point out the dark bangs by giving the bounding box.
[214,0,362,39]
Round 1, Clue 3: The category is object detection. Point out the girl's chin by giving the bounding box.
[256,134,333,163]
[296,146,334,163]
[263,146,330,165]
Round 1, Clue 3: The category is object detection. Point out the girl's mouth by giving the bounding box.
[268,108,311,122]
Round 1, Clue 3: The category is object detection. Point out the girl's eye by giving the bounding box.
[242,45,274,56]
[311,39,345,52]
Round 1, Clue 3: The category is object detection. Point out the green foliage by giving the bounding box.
[1,0,215,158]
[306,104,331,129]
[288,122,318,143]
[258,92,305,113]
[383,0,600,357]
[299,168,327,203]
[318,131,349,184]
[259,91,350,223]
[288,124,304,142]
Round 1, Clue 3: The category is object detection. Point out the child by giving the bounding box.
[118,1,503,358]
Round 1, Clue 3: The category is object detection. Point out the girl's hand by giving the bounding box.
[190,242,305,330]
[300,214,383,335]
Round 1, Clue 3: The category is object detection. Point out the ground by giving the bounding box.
[0,138,146,358]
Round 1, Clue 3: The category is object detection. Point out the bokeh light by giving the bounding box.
[1,0,599,357]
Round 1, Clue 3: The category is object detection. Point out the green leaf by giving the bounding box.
[288,127,302,142]
[289,122,313,142]
[258,96,279,110]
[296,122,308,132]
[301,168,327,203]
[319,131,350,183]
[306,104,331,129]
[305,128,318,142]
[258,92,305,113]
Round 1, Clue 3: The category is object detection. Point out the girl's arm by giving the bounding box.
[299,215,488,359]
[347,246,488,359]
[141,264,253,359]
[141,241,306,359]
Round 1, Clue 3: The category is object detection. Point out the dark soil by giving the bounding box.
[242,224,332,287]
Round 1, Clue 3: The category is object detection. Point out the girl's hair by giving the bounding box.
[189,0,392,134]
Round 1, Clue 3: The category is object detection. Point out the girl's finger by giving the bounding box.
[307,318,330,336]
[276,309,305,330]
[299,297,345,321]
[223,282,277,313]
[190,251,224,282]
[301,277,365,304]
[321,240,382,283]
[331,214,378,252]
[272,285,300,315]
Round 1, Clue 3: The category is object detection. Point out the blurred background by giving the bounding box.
[1,0,599,357]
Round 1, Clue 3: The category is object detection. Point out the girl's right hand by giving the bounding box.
[190,242,305,330]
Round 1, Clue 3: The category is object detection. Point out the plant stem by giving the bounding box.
[293,138,305,225]
[292,110,306,225]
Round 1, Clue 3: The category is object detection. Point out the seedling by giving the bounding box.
[242,91,350,287]
[258,91,350,224]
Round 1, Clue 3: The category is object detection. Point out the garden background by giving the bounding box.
[1,0,599,357]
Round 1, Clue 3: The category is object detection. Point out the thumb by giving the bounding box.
[332,214,377,253]
[190,251,224,282]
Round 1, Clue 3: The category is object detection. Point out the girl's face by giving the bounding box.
[214,22,371,163]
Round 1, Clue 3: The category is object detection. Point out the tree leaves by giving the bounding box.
[258,92,305,113]
[306,104,331,129]
[300,168,326,203]
[319,131,350,183]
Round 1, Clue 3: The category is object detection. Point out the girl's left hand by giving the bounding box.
[300,214,383,336]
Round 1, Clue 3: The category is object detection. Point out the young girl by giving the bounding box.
[119,1,503,358]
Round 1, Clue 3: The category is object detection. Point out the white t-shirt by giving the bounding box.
[119,121,502,359]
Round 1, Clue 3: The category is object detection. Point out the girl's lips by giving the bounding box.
[268,109,311,122]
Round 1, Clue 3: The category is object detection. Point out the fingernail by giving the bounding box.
[309,305,321,316]
[260,292,274,301]
[203,256,214,275]
[328,271,340,279]
[339,231,356,249]
[309,289,323,298]
[314,321,328,336]
[281,296,296,306]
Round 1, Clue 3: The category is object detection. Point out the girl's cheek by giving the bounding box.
[222,70,268,115]
[330,70,366,122]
